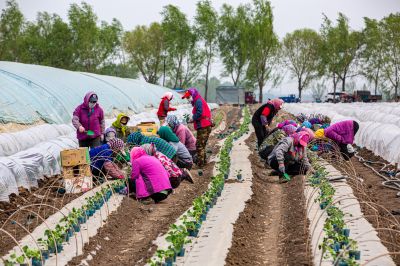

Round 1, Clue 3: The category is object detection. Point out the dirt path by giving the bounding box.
[67,106,242,266]
[225,131,311,266]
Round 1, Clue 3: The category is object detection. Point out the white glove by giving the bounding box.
[347,144,355,153]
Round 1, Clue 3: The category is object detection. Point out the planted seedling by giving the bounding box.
[236,169,243,181]
[6,253,26,266]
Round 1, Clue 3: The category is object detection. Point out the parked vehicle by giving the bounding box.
[279,94,300,103]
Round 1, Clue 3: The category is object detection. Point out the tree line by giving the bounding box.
[1,0,399,101]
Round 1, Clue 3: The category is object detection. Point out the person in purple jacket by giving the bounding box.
[72,92,105,148]
[324,120,359,160]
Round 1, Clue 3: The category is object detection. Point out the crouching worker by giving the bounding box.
[129,147,172,203]
[323,120,359,161]
[267,131,312,182]
[89,138,126,181]
[259,124,297,160]
[158,126,193,170]
[142,144,194,188]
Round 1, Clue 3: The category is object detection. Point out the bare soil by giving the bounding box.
[225,130,312,266]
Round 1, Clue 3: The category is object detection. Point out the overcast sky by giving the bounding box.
[1,0,399,96]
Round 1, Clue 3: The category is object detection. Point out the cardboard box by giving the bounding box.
[60,148,90,167]
[62,164,91,179]
[130,122,158,136]
[62,164,92,193]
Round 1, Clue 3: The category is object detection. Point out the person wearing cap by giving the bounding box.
[323,120,359,160]
[89,138,126,180]
[181,88,213,167]
[157,92,177,124]
[72,92,105,148]
[111,113,131,142]
[252,99,284,147]
[267,131,313,182]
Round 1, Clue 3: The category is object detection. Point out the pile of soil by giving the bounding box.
[67,106,242,265]
[225,131,311,266]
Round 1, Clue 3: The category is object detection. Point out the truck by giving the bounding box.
[324,90,382,103]
[279,94,300,103]
[245,91,257,104]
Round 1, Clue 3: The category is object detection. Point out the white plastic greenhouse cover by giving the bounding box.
[284,103,400,166]
[0,61,218,201]
[0,61,186,124]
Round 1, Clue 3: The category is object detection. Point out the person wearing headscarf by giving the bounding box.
[323,120,359,160]
[158,126,193,170]
[111,113,131,142]
[166,115,196,156]
[127,131,176,159]
[72,92,105,148]
[157,92,176,124]
[89,138,126,180]
[103,127,117,144]
[181,88,213,167]
[129,147,172,203]
[277,120,298,129]
[267,131,313,182]
[258,124,297,160]
[142,144,193,188]
[251,98,284,147]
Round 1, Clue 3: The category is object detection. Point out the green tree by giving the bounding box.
[123,22,164,84]
[218,3,251,86]
[380,13,400,101]
[360,18,385,95]
[0,0,24,61]
[283,29,322,100]
[21,12,74,68]
[68,2,122,72]
[195,0,218,100]
[162,5,204,89]
[320,13,362,100]
[246,0,280,103]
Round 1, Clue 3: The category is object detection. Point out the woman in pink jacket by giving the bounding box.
[166,115,197,156]
[129,147,172,203]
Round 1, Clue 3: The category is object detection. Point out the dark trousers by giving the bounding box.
[170,176,182,189]
[252,119,268,147]
[268,156,307,176]
[127,178,169,203]
[259,145,274,160]
[79,137,101,148]
[338,143,354,161]
[177,160,193,170]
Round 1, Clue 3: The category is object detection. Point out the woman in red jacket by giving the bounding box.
[157,92,176,124]
[182,88,212,167]
[252,99,284,147]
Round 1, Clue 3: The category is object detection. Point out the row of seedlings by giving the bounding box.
[5,180,126,266]
[309,155,361,266]
[149,106,251,266]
